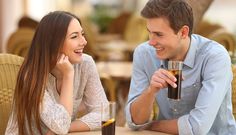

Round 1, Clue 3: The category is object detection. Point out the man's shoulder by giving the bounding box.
[192,34,229,57]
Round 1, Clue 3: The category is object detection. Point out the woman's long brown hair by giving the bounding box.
[12,11,81,135]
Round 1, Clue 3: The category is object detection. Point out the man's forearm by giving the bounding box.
[130,87,157,124]
[149,119,179,135]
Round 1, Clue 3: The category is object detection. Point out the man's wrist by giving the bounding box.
[146,86,159,97]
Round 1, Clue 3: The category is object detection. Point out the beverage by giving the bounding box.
[101,102,116,135]
[168,70,182,100]
[102,118,115,135]
[167,61,183,100]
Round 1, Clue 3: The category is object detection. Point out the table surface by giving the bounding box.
[96,61,132,80]
[67,126,170,135]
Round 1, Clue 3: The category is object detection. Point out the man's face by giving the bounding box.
[147,17,185,61]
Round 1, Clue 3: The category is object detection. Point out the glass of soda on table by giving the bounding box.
[101,102,116,135]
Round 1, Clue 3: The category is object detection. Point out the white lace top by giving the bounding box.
[5,54,108,135]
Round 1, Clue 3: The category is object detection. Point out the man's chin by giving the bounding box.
[156,54,167,60]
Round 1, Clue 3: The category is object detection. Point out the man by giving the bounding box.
[125,0,236,134]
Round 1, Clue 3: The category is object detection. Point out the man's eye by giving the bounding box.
[155,33,163,37]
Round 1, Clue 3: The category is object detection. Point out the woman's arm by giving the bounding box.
[40,90,71,134]
[56,54,74,116]
[78,56,108,130]
[69,120,90,132]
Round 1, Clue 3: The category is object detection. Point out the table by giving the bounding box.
[98,39,138,53]
[96,61,132,80]
[68,126,170,135]
[96,61,132,101]
[96,62,132,125]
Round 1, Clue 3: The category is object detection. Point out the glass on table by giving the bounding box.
[101,102,116,135]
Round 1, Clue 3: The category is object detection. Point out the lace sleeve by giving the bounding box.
[40,90,71,134]
[79,57,108,130]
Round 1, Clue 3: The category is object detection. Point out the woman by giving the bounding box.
[5,11,108,135]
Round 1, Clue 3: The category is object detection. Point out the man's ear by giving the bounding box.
[178,25,189,39]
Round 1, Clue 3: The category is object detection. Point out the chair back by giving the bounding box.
[196,20,236,56]
[123,14,148,44]
[6,27,35,57]
[231,65,236,118]
[208,29,236,56]
[0,53,24,134]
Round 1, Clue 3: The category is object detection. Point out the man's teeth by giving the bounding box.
[156,48,164,51]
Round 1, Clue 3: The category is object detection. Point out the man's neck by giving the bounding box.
[178,36,191,61]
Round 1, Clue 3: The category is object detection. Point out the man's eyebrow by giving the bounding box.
[146,28,163,35]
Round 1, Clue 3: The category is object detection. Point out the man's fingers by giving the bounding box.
[160,69,176,82]
[153,69,177,88]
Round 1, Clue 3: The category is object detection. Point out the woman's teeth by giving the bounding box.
[74,49,82,53]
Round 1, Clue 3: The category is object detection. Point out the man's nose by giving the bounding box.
[148,38,156,46]
[148,33,157,46]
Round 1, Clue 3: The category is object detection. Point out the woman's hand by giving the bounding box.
[56,54,74,77]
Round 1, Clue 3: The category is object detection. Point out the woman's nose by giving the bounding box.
[81,37,87,46]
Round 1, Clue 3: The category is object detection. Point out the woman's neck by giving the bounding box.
[51,68,63,80]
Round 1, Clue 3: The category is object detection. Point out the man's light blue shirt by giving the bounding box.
[125,34,236,135]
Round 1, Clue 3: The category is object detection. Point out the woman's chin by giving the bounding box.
[70,58,82,64]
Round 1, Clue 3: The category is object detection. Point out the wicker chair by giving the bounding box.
[6,27,35,57]
[0,53,24,134]
[231,65,236,118]
[195,21,236,56]
[123,14,148,45]
[208,29,236,56]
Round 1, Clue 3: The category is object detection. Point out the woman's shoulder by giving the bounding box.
[82,53,94,64]
[78,53,96,70]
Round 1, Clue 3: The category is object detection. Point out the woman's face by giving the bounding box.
[62,18,87,64]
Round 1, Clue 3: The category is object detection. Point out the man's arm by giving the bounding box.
[130,68,177,125]
[149,119,178,135]
[130,87,157,124]
[126,45,177,129]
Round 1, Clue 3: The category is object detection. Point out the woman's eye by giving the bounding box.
[71,35,77,39]
[82,32,86,37]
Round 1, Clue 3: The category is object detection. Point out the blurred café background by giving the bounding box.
[0,0,236,127]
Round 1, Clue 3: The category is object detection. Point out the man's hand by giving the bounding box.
[148,68,177,93]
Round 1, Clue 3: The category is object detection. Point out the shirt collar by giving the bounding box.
[159,35,197,69]
[183,35,198,68]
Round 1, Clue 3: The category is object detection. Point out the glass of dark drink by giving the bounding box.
[167,61,183,100]
[101,102,116,135]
